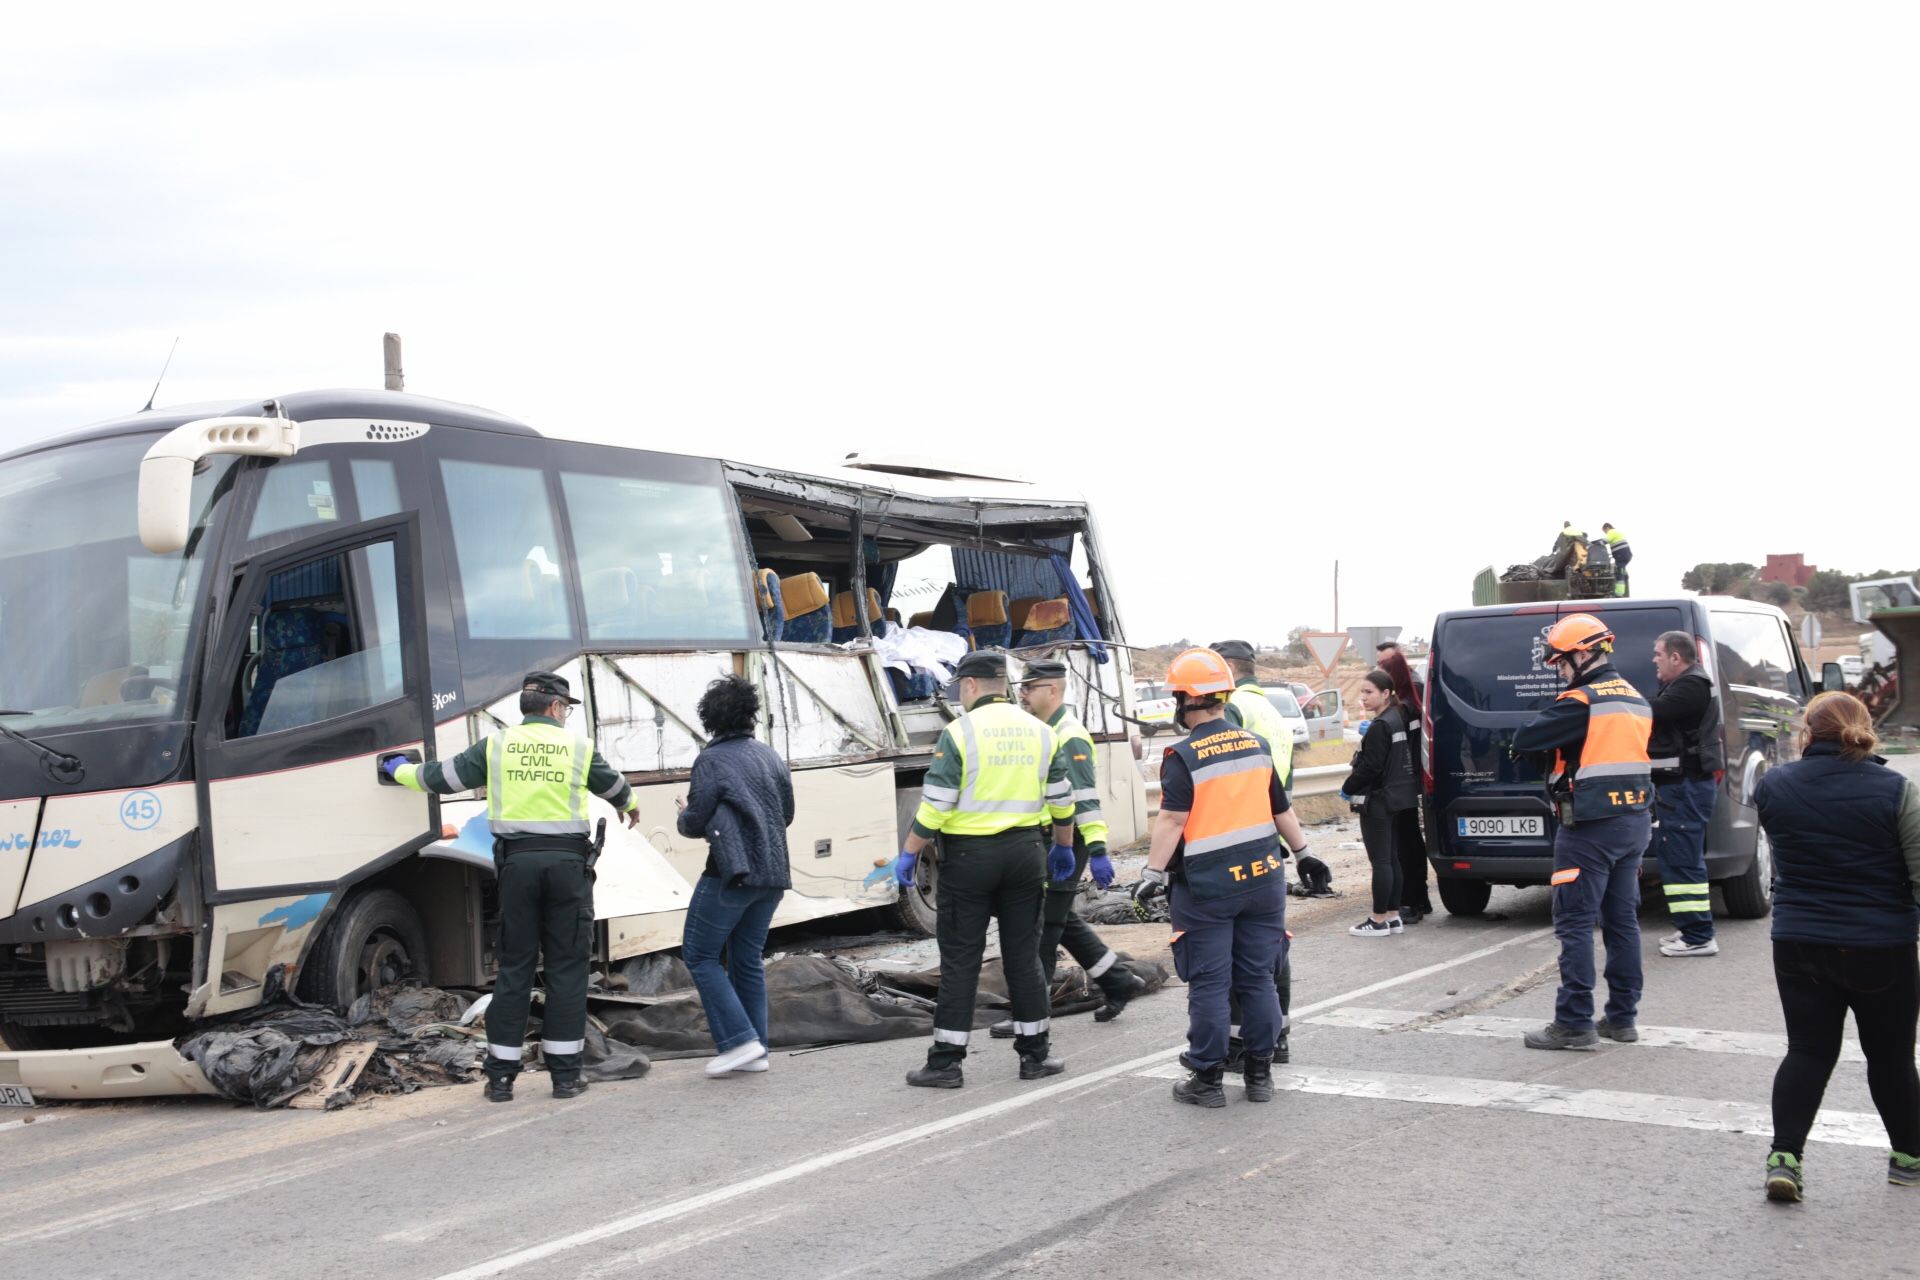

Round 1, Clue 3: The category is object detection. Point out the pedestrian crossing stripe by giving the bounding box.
[1133,1062,1891,1149]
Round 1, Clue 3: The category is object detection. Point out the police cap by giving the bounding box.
[1209,640,1256,663]
[952,650,1009,681]
[522,670,582,704]
[1020,658,1069,682]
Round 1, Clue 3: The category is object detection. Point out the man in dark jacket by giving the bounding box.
[1648,631,1722,957]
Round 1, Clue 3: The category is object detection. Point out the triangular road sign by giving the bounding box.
[1302,632,1349,676]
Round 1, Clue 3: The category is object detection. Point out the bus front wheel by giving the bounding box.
[296,887,429,1010]
[890,858,939,937]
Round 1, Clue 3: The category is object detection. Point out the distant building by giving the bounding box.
[1760,553,1815,587]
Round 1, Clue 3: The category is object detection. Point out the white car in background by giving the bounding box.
[1264,687,1311,747]
[1132,680,1177,735]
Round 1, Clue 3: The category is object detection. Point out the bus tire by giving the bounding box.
[296,887,430,1010]
[1718,830,1774,920]
[890,864,939,937]
[1436,876,1491,917]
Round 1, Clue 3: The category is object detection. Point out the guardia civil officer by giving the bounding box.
[387,671,639,1100]
[985,659,1147,1038]
[895,650,1077,1087]
[1511,616,1655,1051]
[1133,648,1313,1107]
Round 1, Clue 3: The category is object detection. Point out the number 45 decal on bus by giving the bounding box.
[121,790,163,832]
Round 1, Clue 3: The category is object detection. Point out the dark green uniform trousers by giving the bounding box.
[1039,843,1128,997]
[931,826,1051,1066]
[489,843,593,1083]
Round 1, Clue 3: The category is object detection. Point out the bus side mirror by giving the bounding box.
[1821,662,1845,694]
[138,415,302,553]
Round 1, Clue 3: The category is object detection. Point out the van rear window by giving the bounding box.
[1438,607,1684,713]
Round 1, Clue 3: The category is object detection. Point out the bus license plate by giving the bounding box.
[1456,816,1543,838]
[0,1084,34,1108]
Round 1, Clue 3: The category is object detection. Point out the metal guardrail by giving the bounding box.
[1145,761,1351,814]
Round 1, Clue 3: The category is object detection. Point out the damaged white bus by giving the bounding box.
[0,389,1146,1098]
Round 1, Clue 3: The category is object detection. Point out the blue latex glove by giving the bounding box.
[893,850,918,887]
[381,755,405,778]
[1087,846,1115,890]
[1355,719,1372,736]
[1047,843,1077,882]
[1339,790,1353,803]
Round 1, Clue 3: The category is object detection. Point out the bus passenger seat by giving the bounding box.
[907,611,935,630]
[830,588,886,643]
[754,569,785,642]
[966,590,1011,650]
[781,573,832,643]
[1008,597,1045,632]
[1016,597,1075,648]
[241,607,331,736]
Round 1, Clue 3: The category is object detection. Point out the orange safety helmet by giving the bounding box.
[1164,647,1236,698]
[1541,613,1615,664]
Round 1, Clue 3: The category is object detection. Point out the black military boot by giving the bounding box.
[1172,1065,1227,1109]
[1018,1054,1066,1080]
[1274,1032,1291,1065]
[1243,1055,1275,1103]
[1093,969,1149,1023]
[906,1054,965,1089]
[551,1076,590,1100]
[988,1019,1017,1039]
[483,1074,515,1103]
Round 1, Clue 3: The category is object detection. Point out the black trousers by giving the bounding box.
[489,844,594,1082]
[1040,844,1124,993]
[1360,805,1403,916]
[1770,939,1920,1159]
[1397,807,1431,914]
[931,826,1051,1064]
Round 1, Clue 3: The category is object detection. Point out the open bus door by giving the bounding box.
[190,514,437,1015]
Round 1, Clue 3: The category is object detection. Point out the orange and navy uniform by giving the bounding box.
[1512,661,1654,823]
[1158,721,1290,899]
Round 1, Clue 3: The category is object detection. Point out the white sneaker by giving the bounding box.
[1659,931,1683,946]
[1349,918,1395,937]
[1387,917,1405,934]
[731,1057,769,1074]
[1660,937,1720,958]
[706,1039,769,1075]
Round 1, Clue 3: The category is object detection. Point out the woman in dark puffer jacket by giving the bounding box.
[1754,692,1920,1202]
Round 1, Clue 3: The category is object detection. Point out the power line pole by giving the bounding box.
[1333,559,1340,633]
[383,333,404,391]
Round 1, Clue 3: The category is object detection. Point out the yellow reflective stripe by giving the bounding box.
[1663,883,1710,895]
[1666,900,1712,914]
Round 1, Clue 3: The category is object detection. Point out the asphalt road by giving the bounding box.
[5,759,1918,1280]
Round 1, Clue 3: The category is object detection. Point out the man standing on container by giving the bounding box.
[385,671,639,1101]
[1512,616,1655,1050]
[894,650,1076,1088]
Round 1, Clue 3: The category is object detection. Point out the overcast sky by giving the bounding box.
[3,5,1914,646]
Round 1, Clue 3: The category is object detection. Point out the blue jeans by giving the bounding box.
[682,876,784,1052]
[1654,776,1717,944]
[1551,813,1651,1031]
[1169,878,1287,1070]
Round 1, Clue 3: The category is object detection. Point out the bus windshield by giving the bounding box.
[0,434,233,732]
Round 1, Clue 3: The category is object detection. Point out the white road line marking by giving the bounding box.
[428,925,1557,1280]
[0,1113,68,1134]
[1311,1007,1894,1063]
[1133,1062,1891,1149]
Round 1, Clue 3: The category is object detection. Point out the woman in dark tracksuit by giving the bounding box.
[1754,692,1920,1202]
[1346,670,1419,937]
[1376,648,1431,921]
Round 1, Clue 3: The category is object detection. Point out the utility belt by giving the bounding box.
[492,833,592,861]
[1548,779,1578,828]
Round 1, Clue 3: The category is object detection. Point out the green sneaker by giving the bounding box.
[1765,1152,1804,1203]
[1891,1152,1920,1188]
